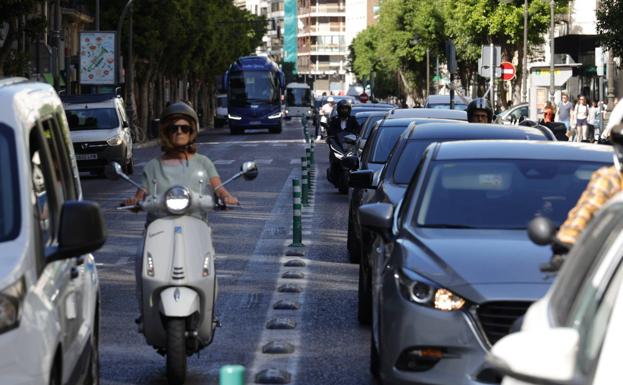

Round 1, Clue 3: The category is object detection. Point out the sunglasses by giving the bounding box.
[167,124,192,134]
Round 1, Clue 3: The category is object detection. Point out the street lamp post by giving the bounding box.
[521,0,528,102]
[549,0,555,103]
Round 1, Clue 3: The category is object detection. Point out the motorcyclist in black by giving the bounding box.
[326,100,360,184]
[466,97,493,123]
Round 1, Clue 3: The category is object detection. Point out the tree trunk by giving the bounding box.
[0,17,17,76]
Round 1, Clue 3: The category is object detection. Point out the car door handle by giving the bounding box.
[70,266,79,280]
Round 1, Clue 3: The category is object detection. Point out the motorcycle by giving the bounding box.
[106,160,258,385]
[326,131,359,194]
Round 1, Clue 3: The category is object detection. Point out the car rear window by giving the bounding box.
[0,124,20,242]
[369,124,410,163]
[65,108,119,130]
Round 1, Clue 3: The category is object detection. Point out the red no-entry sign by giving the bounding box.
[500,61,516,81]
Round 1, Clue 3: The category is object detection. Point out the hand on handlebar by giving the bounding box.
[121,198,142,213]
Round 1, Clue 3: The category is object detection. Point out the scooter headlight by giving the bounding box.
[165,186,191,215]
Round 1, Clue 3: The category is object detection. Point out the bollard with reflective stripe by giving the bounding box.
[310,139,315,165]
[289,178,304,247]
[220,365,245,385]
[306,146,313,184]
[301,157,309,206]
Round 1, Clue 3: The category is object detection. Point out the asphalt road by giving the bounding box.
[82,119,374,385]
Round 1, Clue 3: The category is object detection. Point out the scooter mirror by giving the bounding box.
[527,216,556,246]
[104,161,123,180]
[241,161,259,181]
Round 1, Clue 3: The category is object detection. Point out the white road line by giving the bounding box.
[271,143,288,147]
[289,159,301,164]
[213,159,235,165]
[254,159,273,165]
[241,143,259,147]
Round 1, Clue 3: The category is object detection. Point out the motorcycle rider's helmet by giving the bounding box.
[466,97,493,123]
[159,101,199,154]
[337,99,351,119]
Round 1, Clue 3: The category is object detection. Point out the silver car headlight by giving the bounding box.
[395,268,466,311]
[164,186,191,215]
[106,135,123,146]
[0,278,25,334]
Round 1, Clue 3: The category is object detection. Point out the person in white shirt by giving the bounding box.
[573,95,590,142]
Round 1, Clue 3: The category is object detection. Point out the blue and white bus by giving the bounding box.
[224,56,285,134]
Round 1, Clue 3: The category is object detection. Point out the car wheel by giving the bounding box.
[358,261,372,325]
[166,318,187,385]
[84,307,100,385]
[347,214,361,264]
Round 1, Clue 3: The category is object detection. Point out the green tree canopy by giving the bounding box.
[597,0,623,58]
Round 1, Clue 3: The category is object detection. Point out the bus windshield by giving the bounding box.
[229,71,279,106]
[286,88,311,107]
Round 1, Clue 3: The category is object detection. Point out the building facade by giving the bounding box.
[344,0,379,88]
[297,0,347,94]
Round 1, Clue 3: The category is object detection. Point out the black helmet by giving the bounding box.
[337,99,351,119]
[159,101,199,153]
[466,98,493,123]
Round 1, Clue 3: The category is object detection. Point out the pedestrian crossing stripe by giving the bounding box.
[213,160,235,165]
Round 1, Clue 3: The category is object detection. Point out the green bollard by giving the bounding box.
[220,365,245,385]
[306,147,313,187]
[301,157,309,206]
[289,178,304,247]
[310,139,315,165]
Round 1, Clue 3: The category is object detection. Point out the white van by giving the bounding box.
[284,83,313,119]
[63,93,134,175]
[0,78,105,385]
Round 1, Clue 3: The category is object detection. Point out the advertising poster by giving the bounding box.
[80,32,116,85]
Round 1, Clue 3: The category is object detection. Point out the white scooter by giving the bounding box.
[106,161,258,385]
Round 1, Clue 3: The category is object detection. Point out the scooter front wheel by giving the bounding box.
[166,318,187,385]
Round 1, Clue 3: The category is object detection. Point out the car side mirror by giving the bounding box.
[359,203,394,241]
[487,328,579,384]
[349,170,374,188]
[241,161,259,180]
[527,217,556,246]
[343,134,358,145]
[47,201,107,262]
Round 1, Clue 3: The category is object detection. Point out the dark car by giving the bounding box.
[350,123,551,323]
[386,107,467,121]
[347,119,470,263]
[359,141,613,385]
[354,111,388,155]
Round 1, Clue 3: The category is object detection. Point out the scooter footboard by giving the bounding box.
[159,287,200,317]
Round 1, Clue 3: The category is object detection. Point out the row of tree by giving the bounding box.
[349,0,623,106]
[0,0,266,140]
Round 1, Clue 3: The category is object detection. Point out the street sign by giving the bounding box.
[481,45,501,67]
[478,58,501,79]
[500,61,516,81]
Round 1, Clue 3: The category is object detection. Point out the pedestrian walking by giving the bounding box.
[574,95,590,142]
[556,93,573,139]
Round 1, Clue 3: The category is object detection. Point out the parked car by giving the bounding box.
[424,94,472,110]
[215,94,228,127]
[0,78,106,385]
[359,140,613,385]
[329,103,394,120]
[495,103,529,125]
[385,107,467,121]
[63,93,134,175]
[488,187,623,385]
[351,123,551,324]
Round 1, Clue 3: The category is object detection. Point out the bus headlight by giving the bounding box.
[165,186,191,215]
[268,112,283,119]
[228,113,242,120]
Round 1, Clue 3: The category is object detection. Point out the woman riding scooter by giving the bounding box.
[125,101,239,315]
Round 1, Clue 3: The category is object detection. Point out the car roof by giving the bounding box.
[379,118,423,127]
[386,108,467,120]
[286,82,311,89]
[61,93,120,104]
[425,94,472,103]
[407,122,547,140]
[435,140,614,162]
[355,110,388,117]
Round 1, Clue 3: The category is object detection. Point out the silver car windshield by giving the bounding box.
[0,125,20,242]
[415,159,604,230]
